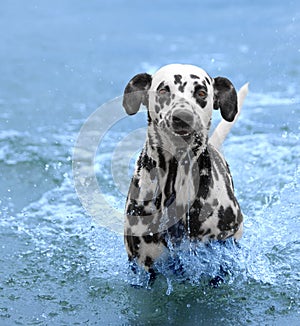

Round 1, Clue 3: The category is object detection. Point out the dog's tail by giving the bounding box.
[209,83,249,149]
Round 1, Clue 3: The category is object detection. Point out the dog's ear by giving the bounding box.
[123,73,152,115]
[213,77,238,122]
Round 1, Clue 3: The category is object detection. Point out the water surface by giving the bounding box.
[0,1,299,325]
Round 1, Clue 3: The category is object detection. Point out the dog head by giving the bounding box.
[123,64,237,144]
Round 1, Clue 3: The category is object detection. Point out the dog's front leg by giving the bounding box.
[124,165,168,279]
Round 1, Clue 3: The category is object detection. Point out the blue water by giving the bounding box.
[1,0,300,325]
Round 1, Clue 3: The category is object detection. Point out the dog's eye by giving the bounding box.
[198,90,207,97]
[158,88,169,95]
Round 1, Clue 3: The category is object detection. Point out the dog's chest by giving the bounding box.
[126,145,241,239]
[175,163,195,204]
[172,157,201,206]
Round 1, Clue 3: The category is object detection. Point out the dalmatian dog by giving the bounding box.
[122,64,247,281]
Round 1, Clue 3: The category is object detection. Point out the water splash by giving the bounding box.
[1,88,299,323]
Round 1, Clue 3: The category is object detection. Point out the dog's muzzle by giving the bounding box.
[171,109,194,136]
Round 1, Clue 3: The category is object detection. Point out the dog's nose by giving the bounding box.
[172,110,194,129]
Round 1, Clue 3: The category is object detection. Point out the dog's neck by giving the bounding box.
[145,123,208,165]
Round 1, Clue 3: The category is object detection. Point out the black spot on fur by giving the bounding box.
[143,233,160,244]
[145,256,153,267]
[151,123,167,172]
[128,177,140,201]
[225,162,234,186]
[157,81,165,90]
[217,206,235,231]
[125,235,141,258]
[190,74,200,79]
[174,74,182,84]
[195,150,212,199]
[203,228,211,236]
[127,200,153,218]
[136,150,156,174]
[148,133,155,150]
[217,232,228,241]
[237,210,243,224]
[157,147,166,172]
[191,132,203,155]
[213,199,219,206]
[197,175,210,199]
[132,177,139,188]
[154,192,162,210]
[188,199,203,238]
[198,228,206,236]
[165,192,176,208]
[174,74,187,93]
[226,184,235,202]
[178,82,187,93]
[205,76,211,85]
[164,158,178,207]
[136,153,143,174]
[143,153,156,172]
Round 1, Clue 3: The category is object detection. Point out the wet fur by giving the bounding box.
[122,64,245,277]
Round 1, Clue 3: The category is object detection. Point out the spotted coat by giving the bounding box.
[122,64,243,273]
